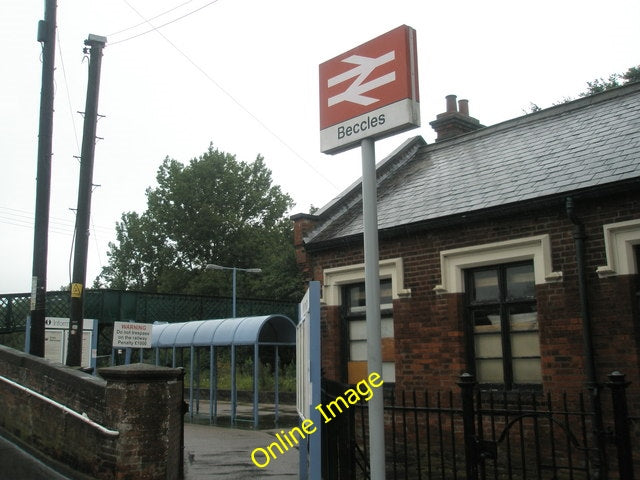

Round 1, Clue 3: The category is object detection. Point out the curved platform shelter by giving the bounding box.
[151,315,296,428]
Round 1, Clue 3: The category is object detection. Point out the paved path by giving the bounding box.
[184,423,299,479]
[0,433,72,480]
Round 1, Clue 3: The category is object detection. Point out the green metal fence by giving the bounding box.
[0,289,298,332]
[0,289,299,366]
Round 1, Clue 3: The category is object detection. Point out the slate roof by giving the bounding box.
[304,82,640,246]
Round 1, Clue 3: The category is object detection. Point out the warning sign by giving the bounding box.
[71,283,83,298]
[112,321,152,348]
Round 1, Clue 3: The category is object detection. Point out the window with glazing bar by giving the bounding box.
[465,261,541,389]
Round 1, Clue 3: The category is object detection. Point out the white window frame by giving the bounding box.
[434,234,563,294]
[322,257,411,306]
[596,219,640,278]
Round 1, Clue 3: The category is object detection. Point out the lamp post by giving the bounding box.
[205,264,262,317]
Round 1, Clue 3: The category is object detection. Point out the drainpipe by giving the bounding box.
[566,197,598,386]
[565,196,606,479]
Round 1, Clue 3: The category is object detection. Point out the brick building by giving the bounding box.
[292,82,640,396]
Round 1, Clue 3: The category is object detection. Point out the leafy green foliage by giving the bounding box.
[581,73,622,95]
[622,66,640,83]
[581,65,640,96]
[95,145,303,301]
[525,64,640,113]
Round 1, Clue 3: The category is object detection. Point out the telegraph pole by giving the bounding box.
[29,0,57,357]
[66,34,106,367]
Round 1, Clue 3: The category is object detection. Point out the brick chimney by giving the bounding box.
[429,95,484,142]
[291,213,319,282]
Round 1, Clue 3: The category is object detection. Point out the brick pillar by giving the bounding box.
[99,363,185,480]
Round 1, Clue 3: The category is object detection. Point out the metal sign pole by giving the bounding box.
[361,138,385,479]
[318,25,418,479]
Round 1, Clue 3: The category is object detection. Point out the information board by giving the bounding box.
[42,317,97,369]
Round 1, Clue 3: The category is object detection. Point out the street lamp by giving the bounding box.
[205,264,262,317]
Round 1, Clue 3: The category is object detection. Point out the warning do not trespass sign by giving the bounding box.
[112,321,152,348]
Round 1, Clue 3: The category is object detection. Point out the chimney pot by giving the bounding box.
[430,94,484,142]
[445,94,458,113]
[458,99,469,116]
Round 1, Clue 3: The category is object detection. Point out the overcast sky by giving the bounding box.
[1,0,638,294]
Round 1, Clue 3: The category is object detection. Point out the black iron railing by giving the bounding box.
[323,374,638,480]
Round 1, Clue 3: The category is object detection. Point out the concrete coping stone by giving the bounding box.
[99,362,184,384]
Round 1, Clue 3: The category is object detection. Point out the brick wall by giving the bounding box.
[298,191,640,397]
[100,364,184,480]
[321,306,344,381]
[0,345,184,479]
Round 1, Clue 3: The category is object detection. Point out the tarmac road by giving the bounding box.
[0,424,299,480]
[183,423,299,480]
[0,433,72,480]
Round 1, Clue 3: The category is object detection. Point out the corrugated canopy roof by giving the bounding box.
[151,315,296,348]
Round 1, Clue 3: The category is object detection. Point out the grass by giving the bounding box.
[120,345,298,393]
[184,361,296,393]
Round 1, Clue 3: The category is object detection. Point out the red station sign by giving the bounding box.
[319,25,420,154]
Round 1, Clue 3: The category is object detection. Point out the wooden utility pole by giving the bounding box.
[29,0,57,357]
[66,34,106,367]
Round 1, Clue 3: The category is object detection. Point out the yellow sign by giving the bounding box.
[71,283,83,298]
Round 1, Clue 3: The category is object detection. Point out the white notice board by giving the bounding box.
[43,317,97,369]
[112,321,152,348]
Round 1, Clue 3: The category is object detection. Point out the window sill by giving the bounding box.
[346,308,394,319]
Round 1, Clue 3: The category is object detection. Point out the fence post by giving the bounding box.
[458,373,478,480]
[606,371,634,480]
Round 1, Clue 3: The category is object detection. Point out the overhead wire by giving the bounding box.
[107,0,197,38]
[0,210,73,237]
[0,206,113,237]
[109,0,219,46]
[92,218,104,271]
[112,0,340,192]
[56,29,81,154]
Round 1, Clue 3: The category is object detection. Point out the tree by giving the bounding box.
[95,145,303,301]
[525,64,639,113]
[581,65,640,96]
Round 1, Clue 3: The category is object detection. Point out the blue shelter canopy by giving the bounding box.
[150,315,296,427]
[151,315,296,348]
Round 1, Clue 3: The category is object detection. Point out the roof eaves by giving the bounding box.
[304,176,640,253]
[304,136,426,243]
